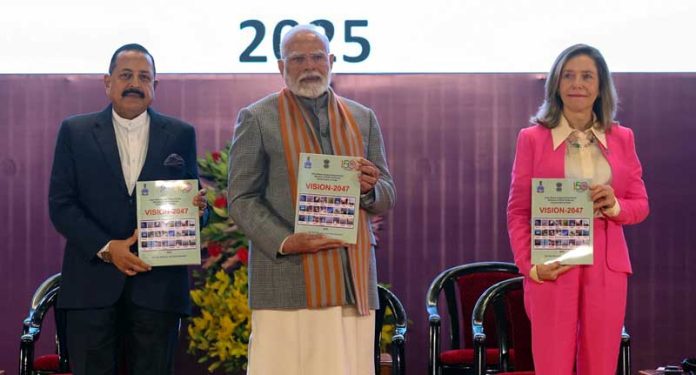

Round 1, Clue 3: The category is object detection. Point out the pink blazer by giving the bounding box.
[507,123,649,277]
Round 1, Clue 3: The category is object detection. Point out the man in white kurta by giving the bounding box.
[227,25,396,375]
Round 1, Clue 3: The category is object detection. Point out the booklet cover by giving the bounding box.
[136,179,201,266]
[295,153,361,244]
[531,178,593,265]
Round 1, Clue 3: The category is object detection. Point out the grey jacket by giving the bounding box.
[228,92,395,309]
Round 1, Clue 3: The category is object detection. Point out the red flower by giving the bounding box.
[207,242,223,257]
[211,151,222,163]
[213,195,227,209]
[237,247,249,265]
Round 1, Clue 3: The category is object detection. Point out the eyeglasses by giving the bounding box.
[284,52,329,65]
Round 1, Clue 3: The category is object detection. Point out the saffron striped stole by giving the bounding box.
[278,87,371,316]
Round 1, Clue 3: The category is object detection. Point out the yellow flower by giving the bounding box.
[188,266,251,373]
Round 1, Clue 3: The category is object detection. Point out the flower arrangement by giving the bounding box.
[187,145,251,373]
[378,291,397,354]
[189,268,250,373]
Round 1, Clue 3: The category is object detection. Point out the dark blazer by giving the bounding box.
[49,105,201,315]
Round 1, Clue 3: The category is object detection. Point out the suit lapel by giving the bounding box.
[538,128,566,178]
[598,130,618,187]
[92,105,129,194]
[552,142,567,177]
[139,109,171,181]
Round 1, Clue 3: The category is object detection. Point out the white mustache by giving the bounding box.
[299,72,323,81]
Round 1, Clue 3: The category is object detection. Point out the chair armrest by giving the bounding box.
[429,311,441,375]
[472,322,487,375]
[21,327,41,343]
[19,327,40,375]
[427,305,441,325]
[621,329,630,345]
[618,327,631,375]
[391,333,406,375]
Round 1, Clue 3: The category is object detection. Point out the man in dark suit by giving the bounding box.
[48,43,207,375]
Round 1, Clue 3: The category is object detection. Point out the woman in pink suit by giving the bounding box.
[507,44,649,375]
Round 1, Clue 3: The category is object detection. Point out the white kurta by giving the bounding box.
[246,306,376,375]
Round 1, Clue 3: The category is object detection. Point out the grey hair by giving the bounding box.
[532,44,618,131]
[279,24,331,59]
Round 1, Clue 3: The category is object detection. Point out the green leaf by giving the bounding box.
[212,206,228,218]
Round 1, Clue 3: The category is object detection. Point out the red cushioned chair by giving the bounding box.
[471,276,631,375]
[19,273,173,375]
[375,285,408,375]
[426,262,522,375]
[19,273,71,375]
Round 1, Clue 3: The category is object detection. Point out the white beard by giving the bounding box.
[285,71,331,98]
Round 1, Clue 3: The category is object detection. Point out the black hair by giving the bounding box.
[108,43,156,76]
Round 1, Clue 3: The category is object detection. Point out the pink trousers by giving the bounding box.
[524,232,628,375]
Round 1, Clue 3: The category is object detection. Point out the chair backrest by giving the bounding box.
[426,262,520,350]
[472,277,633,375]
[375,285,408,375]
[30,273,61,310]
[472,276,532,374]
[20,273,69,375]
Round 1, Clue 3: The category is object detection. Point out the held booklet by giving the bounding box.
[136,179,201,266]
[531,178,594,265]
[294,153,361,244]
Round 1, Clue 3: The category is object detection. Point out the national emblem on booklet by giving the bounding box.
[531,178,594,265]
[136,179,201,266]
[295,153,361,244]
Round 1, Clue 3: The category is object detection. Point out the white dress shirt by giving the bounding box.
[112,109,150,195]
[552,115,608,182]
[97,109,150,260]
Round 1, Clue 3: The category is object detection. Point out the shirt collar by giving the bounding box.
[297,91,329,116]
[112,109,149,130]
[551,114,607,150]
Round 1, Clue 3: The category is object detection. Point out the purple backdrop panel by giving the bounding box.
[0,73,694,373]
